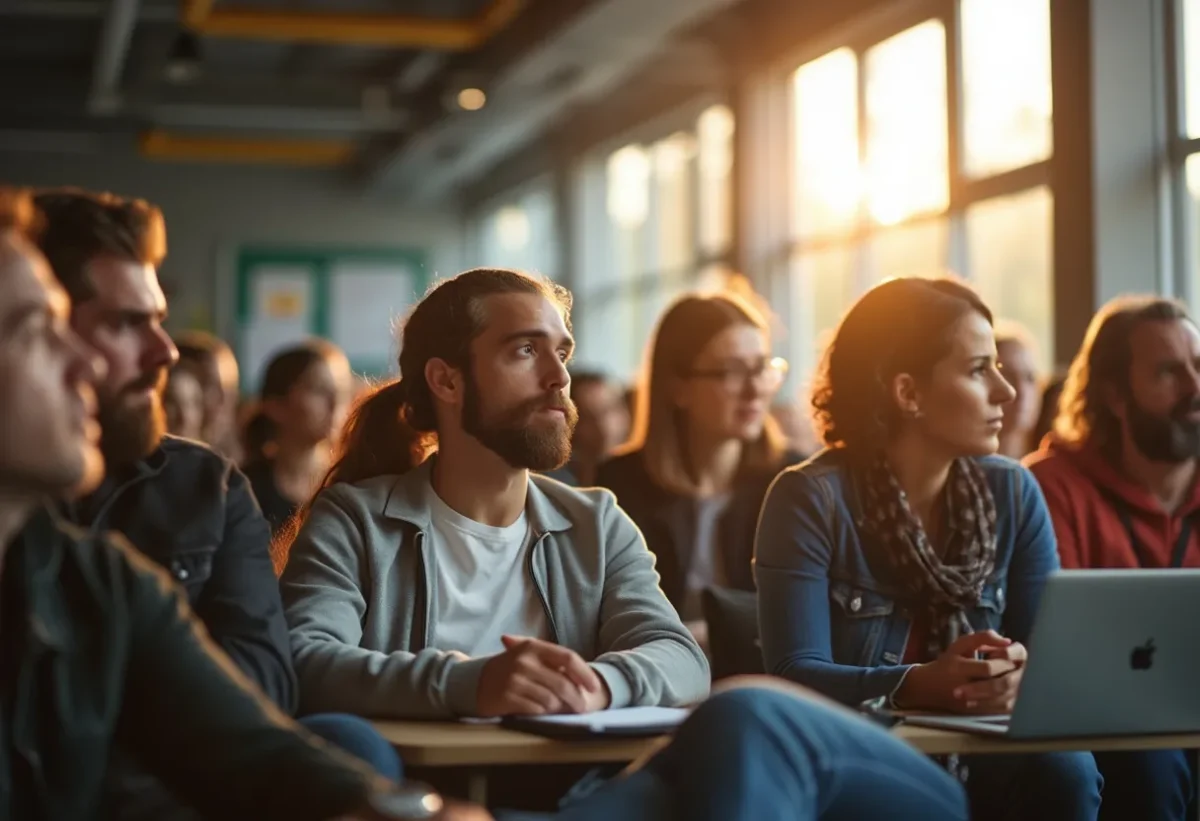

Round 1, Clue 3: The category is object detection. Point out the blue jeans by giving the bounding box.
[503,683,968,821]
[1093,750,1196,821]
[298,713,403,781]
[965,752,1102,821]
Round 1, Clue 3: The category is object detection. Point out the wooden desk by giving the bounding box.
[894,724,1200,757]
[373,719,1200,806]
[372,720,668,767]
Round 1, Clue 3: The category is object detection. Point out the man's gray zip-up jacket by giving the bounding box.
[280,458,710,719]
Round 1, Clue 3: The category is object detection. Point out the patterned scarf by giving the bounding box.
[860,455,998,662]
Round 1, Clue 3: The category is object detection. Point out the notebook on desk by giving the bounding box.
[502,707,691,739]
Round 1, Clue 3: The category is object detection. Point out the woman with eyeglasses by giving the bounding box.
[755,277,1101,821]
[595,291,800,644]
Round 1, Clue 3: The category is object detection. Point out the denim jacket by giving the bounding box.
[754,449,1060,707]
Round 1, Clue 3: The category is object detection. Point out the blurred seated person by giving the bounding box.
[243,341,351,536]
[544,370,629,486]
[175,328,242,461]
[278,269,709,719]
[595,292,799,641]
[755,277,1100,821]
[34,187,297,711]
[994,322,1042,459]
[33,188,398,818]
[163,361,206,441]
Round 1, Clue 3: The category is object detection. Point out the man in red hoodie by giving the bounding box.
[1025,295,1198,821]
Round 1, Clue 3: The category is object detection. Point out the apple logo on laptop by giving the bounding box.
[1130,639,1156,671]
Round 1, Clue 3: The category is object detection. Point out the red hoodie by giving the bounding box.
[1023,438,1200,569]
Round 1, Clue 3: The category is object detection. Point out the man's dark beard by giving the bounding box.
[461,373,578,471]
[1126,394,1200,464]
[98,370,168,467]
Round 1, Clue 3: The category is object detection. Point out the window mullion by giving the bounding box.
[944,0,969,278]
[854,43,871,295]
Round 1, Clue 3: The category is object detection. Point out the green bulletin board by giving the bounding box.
[235,246,428,393]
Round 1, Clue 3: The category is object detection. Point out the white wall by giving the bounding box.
[0,149,465,339]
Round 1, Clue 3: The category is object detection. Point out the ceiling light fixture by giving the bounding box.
[165,32,204,85]
[456,87,487,111]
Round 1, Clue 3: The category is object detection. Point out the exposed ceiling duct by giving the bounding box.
[139,130,354,165]
[0,1,175,21]
[182,0,526,49]
[87,0,142,115]
[149,103,408,133]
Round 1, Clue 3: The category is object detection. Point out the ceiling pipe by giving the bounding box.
[150,103,408,133]
[88,0,143,115]
[0,1,175,21]
[180,0,526,49]
[140,129,354,166]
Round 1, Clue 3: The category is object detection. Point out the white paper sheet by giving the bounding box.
[513,706,690,731]
[328,262,418,364]
[250,265,313,321]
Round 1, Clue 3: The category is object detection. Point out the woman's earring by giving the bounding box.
[910,408,924,420]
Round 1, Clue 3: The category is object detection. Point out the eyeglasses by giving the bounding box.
[685,356,789,393]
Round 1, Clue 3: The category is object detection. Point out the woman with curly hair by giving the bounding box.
[754,277,1102,821]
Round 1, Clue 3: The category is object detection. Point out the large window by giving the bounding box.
[787,0,1054,381]
[573,104,735,379]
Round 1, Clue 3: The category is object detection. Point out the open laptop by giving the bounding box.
[903,569,1200,739]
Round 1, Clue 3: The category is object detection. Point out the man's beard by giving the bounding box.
[98,370,168,468]
[461,373,578,471]
[1126,394,1200,464]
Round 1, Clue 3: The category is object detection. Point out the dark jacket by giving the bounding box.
[0,507,382,821]
[243,459,300,536]
[754,449,1059,706]
[595,448,801,611]
[64,436,296,711]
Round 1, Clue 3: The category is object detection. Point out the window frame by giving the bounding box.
[1166,0,1199,310]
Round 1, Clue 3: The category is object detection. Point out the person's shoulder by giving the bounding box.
[1020,441,1079,481]
[787,447,850,483]
[974,453,1026,475]
[971,453,1039,490]
[754,449,849,512]
[594,449,646,488]
[56,515,174,593]
[158,434,227,464]
[315,474,404,511]
[530,471,620,519]
[155,435,241,485]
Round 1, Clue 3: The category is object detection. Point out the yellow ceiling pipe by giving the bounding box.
[140,130,355,166]
[181,0,526,49]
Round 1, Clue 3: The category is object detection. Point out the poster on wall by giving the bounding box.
[328,261,419,374]
[240,264,317,392]
[234,246,428,392]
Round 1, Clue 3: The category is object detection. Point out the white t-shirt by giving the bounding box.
[427,486,551,657]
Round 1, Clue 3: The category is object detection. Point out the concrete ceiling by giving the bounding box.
[0,0,745,201]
